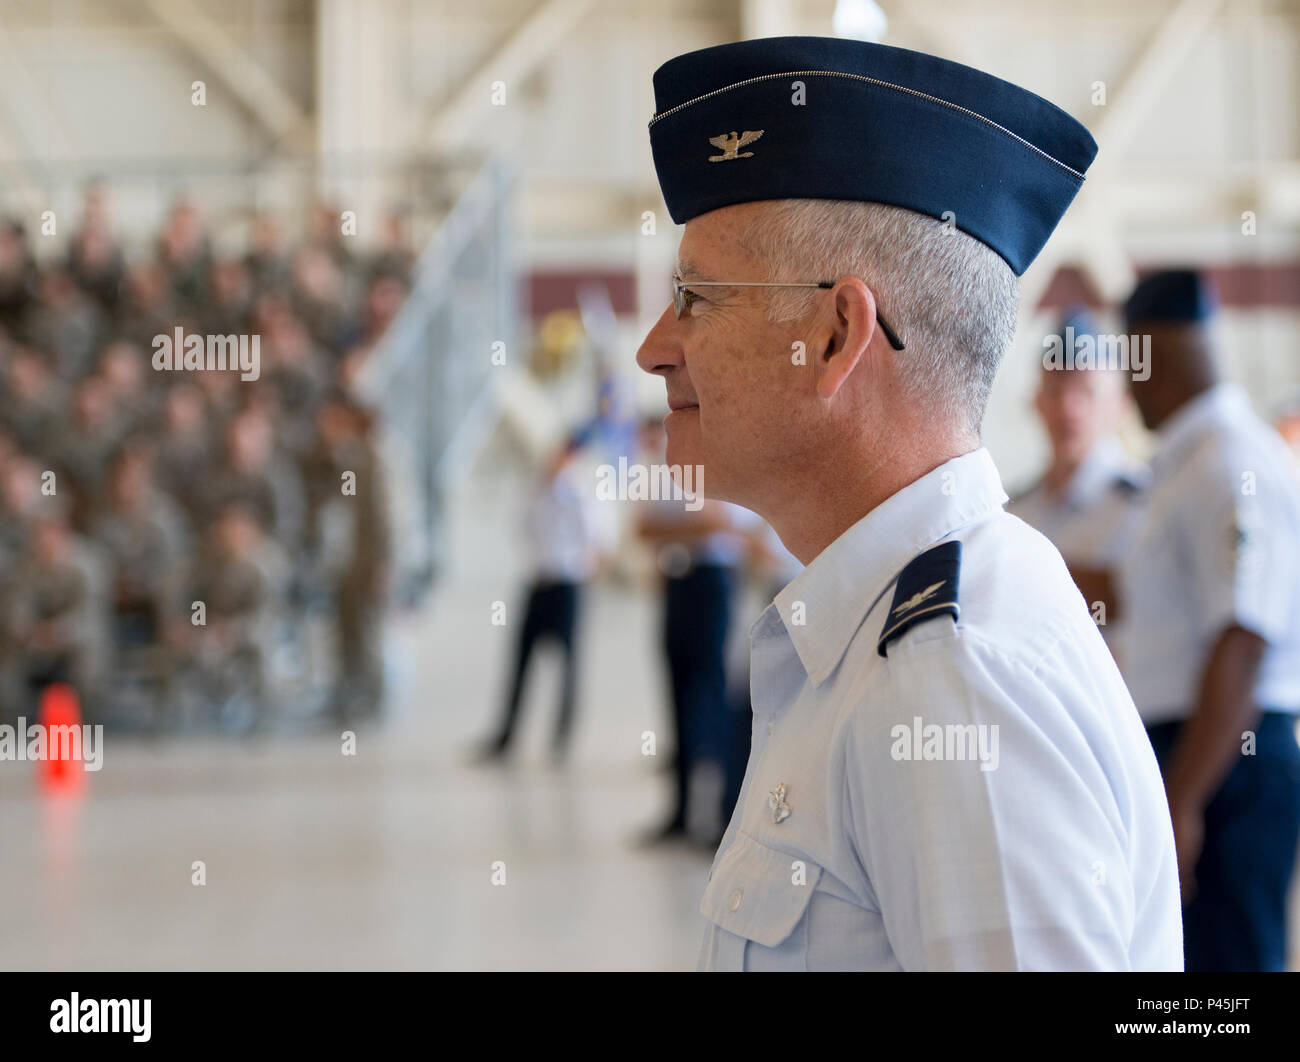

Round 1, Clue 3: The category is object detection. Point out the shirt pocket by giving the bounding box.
[700,830,823,949]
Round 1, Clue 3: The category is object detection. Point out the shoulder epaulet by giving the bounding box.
[877,540,962,658]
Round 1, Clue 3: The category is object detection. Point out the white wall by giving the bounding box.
[2,0,1297,477]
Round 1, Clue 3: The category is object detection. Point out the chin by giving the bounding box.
[663,417,699,469]
[664,439,700,482]
[662,438,709,497]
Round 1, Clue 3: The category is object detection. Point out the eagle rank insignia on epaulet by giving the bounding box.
[877,540,962,658]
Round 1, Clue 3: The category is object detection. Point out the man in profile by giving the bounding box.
[637,36,1181,971]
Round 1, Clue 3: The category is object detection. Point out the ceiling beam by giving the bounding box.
[138,0,310,146]
[415,0,598,150]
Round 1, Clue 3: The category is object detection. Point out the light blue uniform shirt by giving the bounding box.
[1119,383,1300,723]
[698,448,1182,971]
[1007,436,1147,564]
[1008,436,1148,661]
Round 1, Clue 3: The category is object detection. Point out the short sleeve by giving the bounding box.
[1186,472,1296,645]
[843,634,1136,971]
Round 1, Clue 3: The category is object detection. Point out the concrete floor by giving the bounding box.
[0,457,720,971]
[2,445,1296,970]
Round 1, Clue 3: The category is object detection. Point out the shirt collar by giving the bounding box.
[1064,435,1139,508]
[1151,382,1247,473]
[769,447,1009,686]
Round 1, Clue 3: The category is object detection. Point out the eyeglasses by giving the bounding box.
[671,274,906,351]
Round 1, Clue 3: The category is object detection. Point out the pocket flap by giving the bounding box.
[700,832,822,948]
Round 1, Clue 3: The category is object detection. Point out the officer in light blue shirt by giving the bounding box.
[636,36,1182,970]
[1116,271,1300,971]
[1009,308,1148,661]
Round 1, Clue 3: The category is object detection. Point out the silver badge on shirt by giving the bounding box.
[769,782,791,824]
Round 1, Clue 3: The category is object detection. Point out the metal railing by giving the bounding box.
[355,156,518,600]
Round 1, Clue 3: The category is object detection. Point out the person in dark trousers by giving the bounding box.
[636,417,750,843]
[1080,270,1300,971]
[479,436,598,763]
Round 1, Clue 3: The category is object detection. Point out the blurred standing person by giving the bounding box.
[114,259,178,353]
[1009,308,1147,662]
[339,271,410,366]
[313,392,392,722]
[67,180,127,314]
[306,200,353,273]
[1113,271,1300,971]
[258,302,328,457]
[203,257,255,337]
[366,208,416,283]
[291,244,352,354]
[361,271,409,346]
[0,452,44,716]
[97,339,158,441]
[199,406,306,555]
[50,374,120,530]
[7,501,108,713]
[0,450,41,563]
[636,417,750,842]
[154,381,215,518]
[1,347,64,455]
[93,444,188,652]
[477,436,599,763]
[0,219,35,339]
[244,211,290,292]
[23,267,106,382]
[156,197,212,313]
[176,501,288,729]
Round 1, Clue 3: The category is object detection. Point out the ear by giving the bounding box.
[814,276,881,400]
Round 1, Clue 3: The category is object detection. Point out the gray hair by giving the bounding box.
[741,200,1019,434]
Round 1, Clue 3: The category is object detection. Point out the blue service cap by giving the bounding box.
[648,37,1098,276]
[1123,270,1218,328]
[1055,304,1102,344]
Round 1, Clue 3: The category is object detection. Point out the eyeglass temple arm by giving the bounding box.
[813,282,906,351]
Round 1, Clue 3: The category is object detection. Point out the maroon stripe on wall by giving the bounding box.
[1038,263,1300,313]
[528,270,638,319]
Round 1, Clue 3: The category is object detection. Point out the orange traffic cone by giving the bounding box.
[37,683,85,795]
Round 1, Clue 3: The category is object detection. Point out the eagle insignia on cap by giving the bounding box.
[650,39,1099,271]
[708,130,763,162]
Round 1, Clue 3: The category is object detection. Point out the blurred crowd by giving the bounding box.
[0,184,411,731]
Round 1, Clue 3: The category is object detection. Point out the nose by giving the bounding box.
[636,303,684,378]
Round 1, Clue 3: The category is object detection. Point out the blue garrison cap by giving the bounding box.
[1054,304,1102,347]
[1123,270,1218,328]
[1041,305,1110,372]
[648,37,1098,276]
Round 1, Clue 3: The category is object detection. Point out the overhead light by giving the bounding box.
[833,0,888,43]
